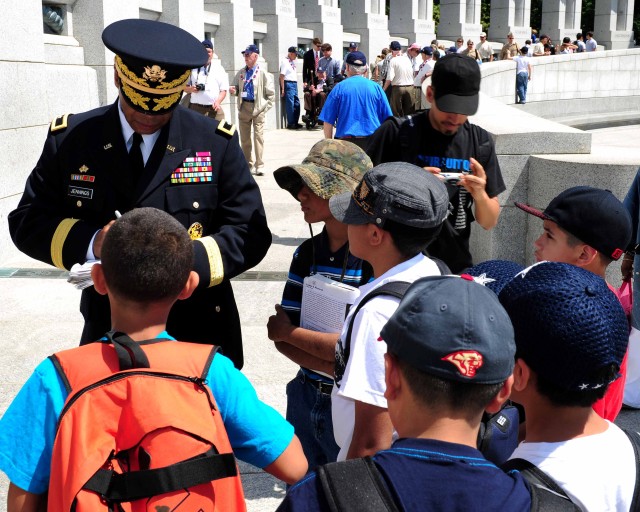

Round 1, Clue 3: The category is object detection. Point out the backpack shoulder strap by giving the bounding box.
[335,281,411,387]
[623,429,640,511]
[343,281,411,359]
[317,457,399,512]
[502,458,581,511]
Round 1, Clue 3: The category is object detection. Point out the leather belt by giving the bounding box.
[300,372,334,394]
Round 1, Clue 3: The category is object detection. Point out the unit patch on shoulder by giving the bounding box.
[216,121,236,139]
[50,114,71,133]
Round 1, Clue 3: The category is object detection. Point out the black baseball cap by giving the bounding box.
[431,53,481,115]
[329,162,448,229]
[515,186,632,260]
[349,42,358,49]
[390,41,402,51]
[381,275,516,384]
[288,46,298,53]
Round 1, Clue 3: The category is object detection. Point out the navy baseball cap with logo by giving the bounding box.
[102,19,207,114]
[431,53,481,115]
[390,41,402,51]
[421,46,433,56]
[515,186,632,260]
[381,275,516,384]
[349,42,358,49]
[202,39,213,50]
[288,46,298,53]
[345,51,367,66]
[499,262,628,392]
[329,162,448,229]
[241,44,260,55]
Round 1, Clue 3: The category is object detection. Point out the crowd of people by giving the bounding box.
[177,29,600,170]
[1,17,636,512]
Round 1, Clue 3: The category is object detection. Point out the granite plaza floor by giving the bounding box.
[1,124,639,511]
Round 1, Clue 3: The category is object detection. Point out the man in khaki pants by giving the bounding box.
[230,45,275,176]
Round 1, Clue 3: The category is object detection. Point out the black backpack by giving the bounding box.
[317,455,578,512]
[317,429,640,511]
[334,272,519,465]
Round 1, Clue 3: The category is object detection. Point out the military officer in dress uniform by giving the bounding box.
[8,19,271,369]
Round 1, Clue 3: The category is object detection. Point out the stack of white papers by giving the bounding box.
[67,260,98,290]
[300,274,360,333]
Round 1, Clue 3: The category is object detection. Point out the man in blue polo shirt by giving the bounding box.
[319,51,391,151]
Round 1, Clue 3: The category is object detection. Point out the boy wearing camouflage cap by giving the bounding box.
[278,276,532,511]
[500,262,636,511]
[268,140,373,469]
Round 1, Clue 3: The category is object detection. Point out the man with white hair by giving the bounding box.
[319,51,392,150]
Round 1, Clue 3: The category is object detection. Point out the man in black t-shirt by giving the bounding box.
[367,54,505,273]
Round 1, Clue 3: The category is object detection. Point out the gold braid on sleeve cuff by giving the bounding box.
[196,236,224,287]
[51,218,79,270]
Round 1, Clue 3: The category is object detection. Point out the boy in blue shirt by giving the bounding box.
[0,208,307,511]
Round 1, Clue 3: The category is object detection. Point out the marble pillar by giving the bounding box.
[488,0,532,46]
[540,0,582,44]
[253,0,299,127]
[340,0,390,65]
[594,0,635,49]
[438,0,483,44]
[295,0,344,57]
[389,0,436,46]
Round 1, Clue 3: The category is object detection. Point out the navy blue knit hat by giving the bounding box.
[499,262,628,392]
[464,260,526,295]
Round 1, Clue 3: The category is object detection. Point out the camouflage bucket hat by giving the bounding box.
[274,140,373,200]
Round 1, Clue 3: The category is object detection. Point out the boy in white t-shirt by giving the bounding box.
[328,161,449,461]
[499,262,636,511]
[513,47,532,104]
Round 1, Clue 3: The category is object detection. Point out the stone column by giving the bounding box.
[72,0,138,106]
[340,0,390,65]
[253,0,299,127]
[295,0,344,57]
[540,0,582,44]
[438,0,482,44]
[206,0,255,123]
[488,0,531,46]
[594,0,635,49]
[158,0,205,39]
[389,0,436,46]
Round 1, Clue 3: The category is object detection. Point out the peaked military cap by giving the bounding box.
[102,19,208,114]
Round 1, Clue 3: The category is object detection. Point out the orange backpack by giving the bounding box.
[47,331,246,511]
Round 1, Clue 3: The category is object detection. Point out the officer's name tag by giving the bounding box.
[68,186,93,199]
[241,91,248,98]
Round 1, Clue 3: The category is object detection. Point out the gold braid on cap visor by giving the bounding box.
[115,55,190,112]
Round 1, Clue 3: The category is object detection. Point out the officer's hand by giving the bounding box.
[267,304,293,343]
[459,158,488,198]
[622,256,634,281]
[93,220,116,259]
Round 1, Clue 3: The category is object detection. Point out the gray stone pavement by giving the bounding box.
[1,125,639,511]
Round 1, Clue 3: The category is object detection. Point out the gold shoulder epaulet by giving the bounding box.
[216,121,236,139]
[50,114,70,133]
